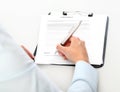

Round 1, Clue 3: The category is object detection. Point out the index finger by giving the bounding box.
[69,36,80,45]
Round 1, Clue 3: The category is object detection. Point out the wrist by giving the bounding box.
[74,59,89,64]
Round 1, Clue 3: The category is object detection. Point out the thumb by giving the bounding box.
[56,44,67,54]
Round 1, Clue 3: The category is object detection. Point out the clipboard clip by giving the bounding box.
[48,11,93,17]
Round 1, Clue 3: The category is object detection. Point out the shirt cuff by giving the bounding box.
[72,61,98,92]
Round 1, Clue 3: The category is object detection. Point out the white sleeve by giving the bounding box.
[68,61,98,92]
[0,30,62,92]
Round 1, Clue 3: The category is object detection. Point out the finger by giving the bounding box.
[69,36,79,46]
[21,45,35,60]
[56,44,67,54]
[64,40,71,46]
[57,51,67,60]
[63,56,68,60]
[72,36,84,45]
[57,51,64,56]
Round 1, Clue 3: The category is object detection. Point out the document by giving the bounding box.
[35,14,108,68]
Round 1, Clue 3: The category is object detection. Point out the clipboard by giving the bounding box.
[35,11,109,68]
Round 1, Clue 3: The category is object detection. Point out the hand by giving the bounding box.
[56,36,89,63]
[21,45,35,60]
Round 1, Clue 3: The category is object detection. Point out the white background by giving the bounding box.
[0,0,120,92]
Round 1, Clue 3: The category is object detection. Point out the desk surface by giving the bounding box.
[0,0,120,91]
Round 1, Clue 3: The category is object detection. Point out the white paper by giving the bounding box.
[35,14,108,66]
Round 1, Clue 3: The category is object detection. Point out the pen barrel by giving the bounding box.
[60,21,82,46]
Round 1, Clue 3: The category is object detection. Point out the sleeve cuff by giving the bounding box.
[72,61,98,92]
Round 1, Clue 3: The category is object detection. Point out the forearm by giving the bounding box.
[68,61,98,92]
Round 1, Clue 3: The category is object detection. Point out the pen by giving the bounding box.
[55,21,82,54]
[61,21,82,46]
